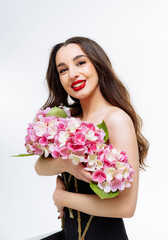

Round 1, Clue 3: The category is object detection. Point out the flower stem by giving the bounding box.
[62,173,74,219]
[62,172,68,190]
[80,215,94,240]
[74,177,82,240]
[68,174,72,186]
[61,217,64,229]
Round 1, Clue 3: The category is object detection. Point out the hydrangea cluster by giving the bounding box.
[25,107,134,195]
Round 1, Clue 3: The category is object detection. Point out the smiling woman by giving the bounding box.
[55,44,99,100]
[35,36,149,240]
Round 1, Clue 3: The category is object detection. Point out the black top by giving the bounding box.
[42,172,129,240]
[63,172,129,240]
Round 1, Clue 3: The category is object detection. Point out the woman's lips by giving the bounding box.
[71,80,86,91]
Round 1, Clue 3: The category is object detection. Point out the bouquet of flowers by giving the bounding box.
[14,106,134,199]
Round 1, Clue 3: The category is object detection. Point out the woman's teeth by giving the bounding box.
[73,81,85,88]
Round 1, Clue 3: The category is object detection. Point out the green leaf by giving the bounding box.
[96,120,109,142]
[46,106,68,118]
[90,181,119,199]
[11,153,34,157]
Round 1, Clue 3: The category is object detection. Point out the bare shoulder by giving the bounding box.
[104,107,138,163]
[104,106,134,130]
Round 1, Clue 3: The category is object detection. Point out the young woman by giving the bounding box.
[35,36,149,240]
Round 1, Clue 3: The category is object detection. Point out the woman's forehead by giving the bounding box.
[55,44,85,64]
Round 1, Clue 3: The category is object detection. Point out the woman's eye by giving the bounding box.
[77,61,86,66]
[59,68,67,74]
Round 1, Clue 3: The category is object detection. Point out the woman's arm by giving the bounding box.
[53,109,139,218]
[35,155,92,183]
[35,156,65,176]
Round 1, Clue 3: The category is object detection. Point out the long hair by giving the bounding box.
[43,36,149,169]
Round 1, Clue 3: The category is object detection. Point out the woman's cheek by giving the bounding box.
[60,78,68,90]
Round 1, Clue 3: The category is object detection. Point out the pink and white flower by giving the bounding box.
[98,181,111,193]
[24,107,134,195]
[92,170,106,183]
[34,121,47,137]
[104,167,115,181]
[86,130,98,141]
[58,131,69,147]
[74,131,86,145]
[111,178,125,192]
[88,154,97,166]
[69,153,85,165]
[68,118,81,131]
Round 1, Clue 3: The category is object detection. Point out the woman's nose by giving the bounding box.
[68,66,79,80]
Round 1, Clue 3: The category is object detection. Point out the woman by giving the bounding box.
[35,36,149,239]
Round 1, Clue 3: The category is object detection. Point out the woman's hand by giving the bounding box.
[53,176,66,219]
[35,155,92,183]
[64,159,92,183]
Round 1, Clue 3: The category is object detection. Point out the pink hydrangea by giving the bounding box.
[92,170,106,183]
[24,107,134,195]
[111,178,125,192]
[39,137,48,146]
[74,131,86,145]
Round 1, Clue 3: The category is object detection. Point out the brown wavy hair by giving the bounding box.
[43,36,149,170]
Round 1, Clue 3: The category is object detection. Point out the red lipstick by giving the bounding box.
[71,80,86,91]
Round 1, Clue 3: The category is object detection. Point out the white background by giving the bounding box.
[1,0,168,239]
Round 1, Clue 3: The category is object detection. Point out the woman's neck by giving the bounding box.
[79,87,112,122]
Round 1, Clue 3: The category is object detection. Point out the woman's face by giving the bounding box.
[55,43,99,100]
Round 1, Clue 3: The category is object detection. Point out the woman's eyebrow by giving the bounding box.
[56,54,86,68]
